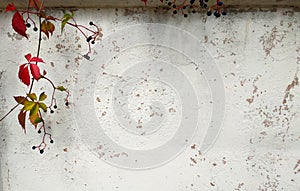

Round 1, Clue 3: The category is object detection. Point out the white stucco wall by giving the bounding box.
[0,6,299,191]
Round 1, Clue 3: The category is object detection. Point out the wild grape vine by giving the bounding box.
[141,0,227,17]
[0,0,226,154]
[0,0,102,154]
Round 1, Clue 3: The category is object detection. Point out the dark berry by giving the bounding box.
[33,27,38,31]
[91,41,95,44]
[222,11,227,15]
[207,11,212,16]
[54,105,57,109]
[173,10,177,14]
[183,6,186,9]
[50,110,54,114]
[217,1,223,6]
[86,36,92,42]
[32,146,36,150]
[204,0,209,2]
[203,4,207,8]
[172,4,176,8]
[50,140,54,144]
[89,21,94,25]
[190,0,195,4]
[26,23,31,28]
[40,149,44,154]
[214,11,221,17]
[65,102,69,106]
[38,130,41,134]
[184,14,188,18]
[192,10,196,14]
[168,2,172,6]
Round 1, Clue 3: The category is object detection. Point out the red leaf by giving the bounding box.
[12,11,28,38]
[5,3,16,12]
[25,53,31,62]
[18,64,30,86]
[18,109,27,133]
[30,57,44,63]
[30,64,41,80]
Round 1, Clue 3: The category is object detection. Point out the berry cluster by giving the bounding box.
[206,0,227,17]
[160,0,227,18]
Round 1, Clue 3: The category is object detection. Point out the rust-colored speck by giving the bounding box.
[282,70,299,104]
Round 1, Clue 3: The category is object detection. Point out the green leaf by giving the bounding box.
[27,93,37,101]
[14,96,28,105]
[29,103,39,117]
[39,92,47,101]
[39,102,47,112]
[33,117,43,124]
[57,85,67,91]
[61,12,73,33]
[23,101,35,111]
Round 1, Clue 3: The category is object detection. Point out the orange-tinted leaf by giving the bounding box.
[12,11,28,38]
[41,20,49,38]
[5,3,16,12]
[41,20,55,38]
[29,112,39,127]
[18,109,27,133]
[29,0,44,11]
[47,21,55,36]
[18,64,30,86]
[30,64,41,80]
[14,96,28,105]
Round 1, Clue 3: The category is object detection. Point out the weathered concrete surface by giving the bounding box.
[0,6,299,191]
[0,0,300,8]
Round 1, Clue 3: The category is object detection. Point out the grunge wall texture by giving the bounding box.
[0,2,300,191]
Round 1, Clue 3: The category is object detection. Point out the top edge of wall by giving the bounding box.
[0,0,300,9]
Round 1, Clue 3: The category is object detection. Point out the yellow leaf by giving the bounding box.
[27,93,37,101]
[24,101,35,111]
[39,102,47,112]
[29,103,39,117]
[39,92,47,101]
